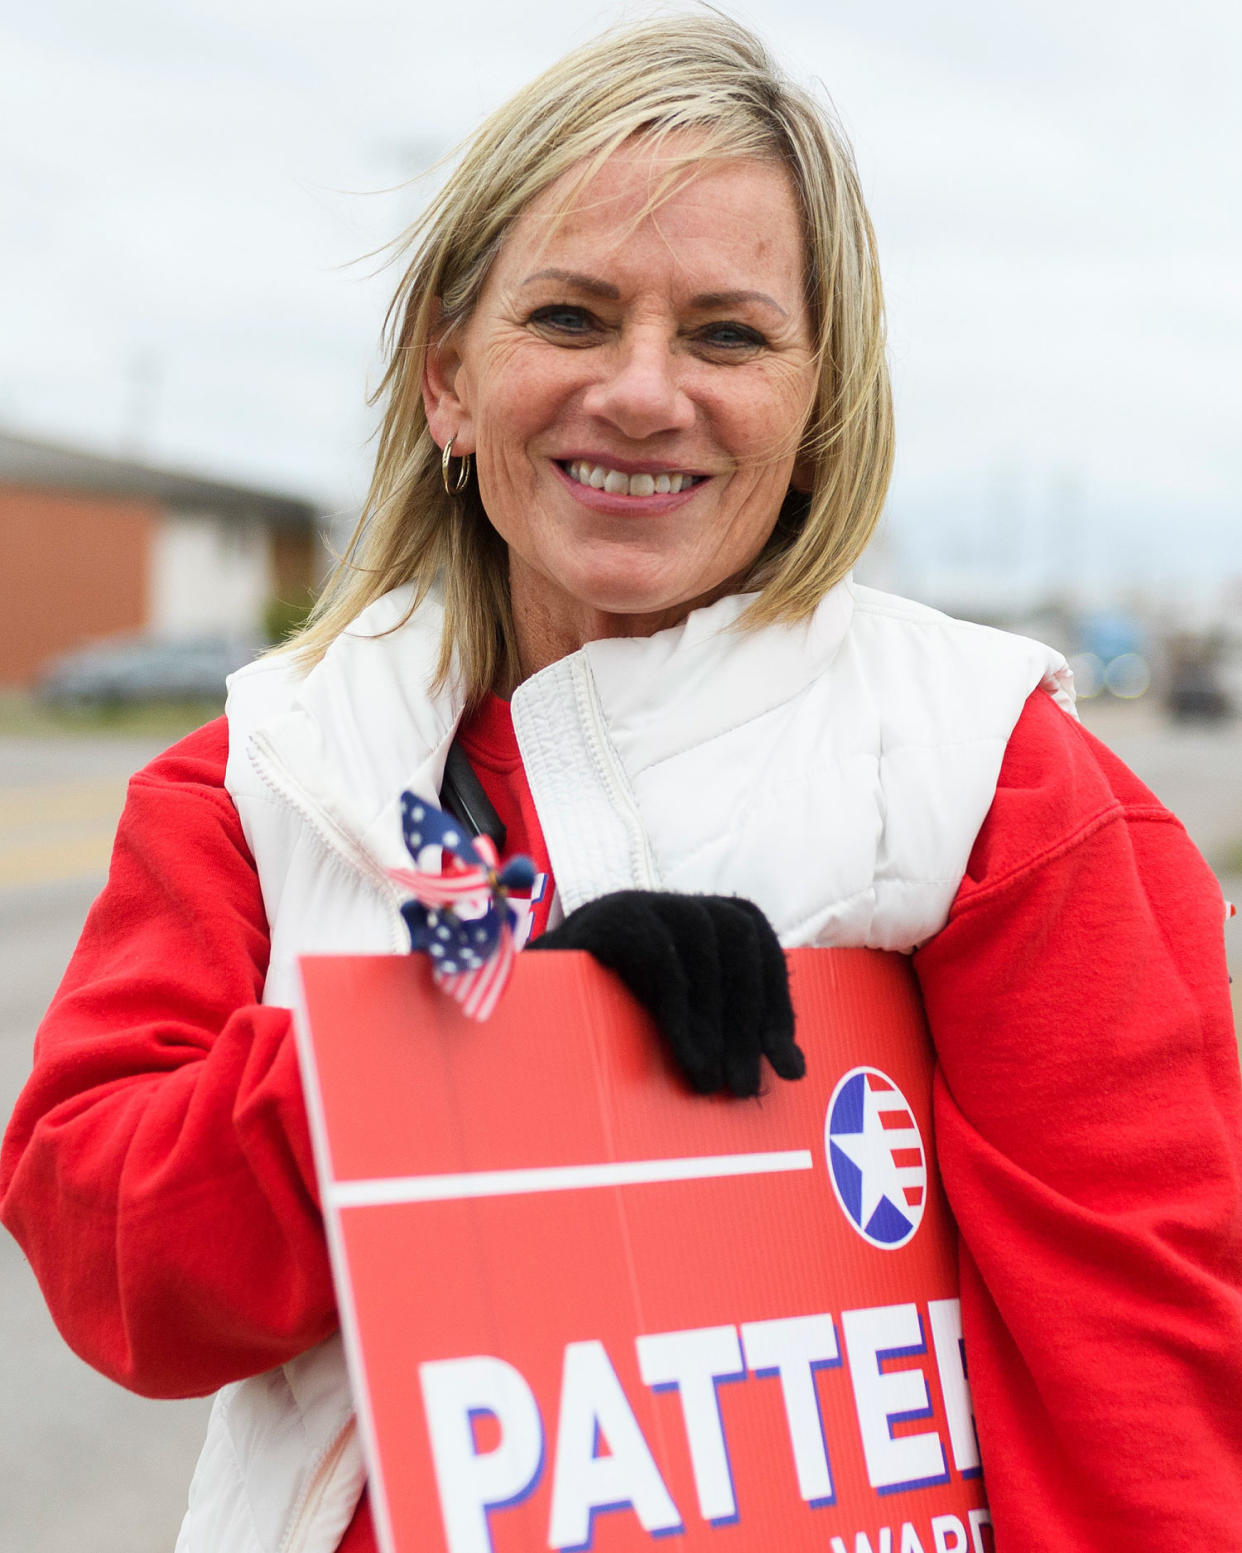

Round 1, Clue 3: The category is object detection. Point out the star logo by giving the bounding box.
[825,1068,927,1249]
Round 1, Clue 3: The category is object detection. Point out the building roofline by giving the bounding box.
[0,430,324,529]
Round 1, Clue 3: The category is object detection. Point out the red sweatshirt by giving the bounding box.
[2,691,1241,1550]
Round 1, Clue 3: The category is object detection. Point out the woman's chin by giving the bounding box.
[507,543,739,656]
[519,555,688,621]
[556,575,709,633]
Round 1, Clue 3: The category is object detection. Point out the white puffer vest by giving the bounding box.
[176,578,1072,1552]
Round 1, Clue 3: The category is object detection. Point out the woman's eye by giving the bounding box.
[695,322,766,354]
[528,305,601,339]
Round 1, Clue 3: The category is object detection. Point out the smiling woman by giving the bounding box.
[293,15,893,703]
[3,13,1241,1553]
[424,142,818,675]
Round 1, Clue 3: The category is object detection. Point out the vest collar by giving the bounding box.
[245,579,856,878]
[515,580,856,773]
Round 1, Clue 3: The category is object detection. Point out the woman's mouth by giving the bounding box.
[560,459,705,497]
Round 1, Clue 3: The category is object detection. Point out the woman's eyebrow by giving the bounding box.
[521,269,788,319]
[522,267,620,299]
[688,289,788,319]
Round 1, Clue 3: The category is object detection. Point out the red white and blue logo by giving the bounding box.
[825,1067,927,1250]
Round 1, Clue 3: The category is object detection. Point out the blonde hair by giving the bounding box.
[293,11,893,703]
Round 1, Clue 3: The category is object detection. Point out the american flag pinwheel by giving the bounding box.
[386,791,535,1020]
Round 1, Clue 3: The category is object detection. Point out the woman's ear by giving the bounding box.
[422,308,476,455]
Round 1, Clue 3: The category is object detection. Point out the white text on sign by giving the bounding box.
[419,1297,981,1553]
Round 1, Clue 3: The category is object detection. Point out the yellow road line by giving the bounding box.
[0,780,129,828]
[0,782,127,888]
[0,833,114,889]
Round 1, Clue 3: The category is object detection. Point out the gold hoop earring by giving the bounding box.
[441,436,472,496]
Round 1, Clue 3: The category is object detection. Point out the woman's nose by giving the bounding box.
[580,332,695,439]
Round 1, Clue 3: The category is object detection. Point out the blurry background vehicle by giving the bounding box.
[36,633,262,710]
[1165,633,1233,723]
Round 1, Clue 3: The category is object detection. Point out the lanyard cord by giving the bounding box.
[438,736,507,852]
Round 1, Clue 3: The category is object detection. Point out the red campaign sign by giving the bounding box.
[295,948,991,1553]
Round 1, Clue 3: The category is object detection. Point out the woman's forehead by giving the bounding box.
[494,142,806,298]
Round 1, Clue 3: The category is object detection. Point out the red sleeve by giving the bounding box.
[914,691,1242,1547]
[0,718,337,1400]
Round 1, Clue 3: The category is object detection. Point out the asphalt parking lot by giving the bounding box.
[0,730,214,1553]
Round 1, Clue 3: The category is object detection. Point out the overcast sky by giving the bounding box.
[2,0,1238,596]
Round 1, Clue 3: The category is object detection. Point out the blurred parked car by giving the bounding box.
[38,633,263,708]
[1167,663,1231,722]
[1165,634,1233,723]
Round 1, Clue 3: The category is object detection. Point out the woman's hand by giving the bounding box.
[527,891,804,1097]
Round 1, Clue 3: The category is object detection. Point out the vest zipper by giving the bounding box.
[248,730,407,953]
[278,1414,359,1553]
[572,656,660,890]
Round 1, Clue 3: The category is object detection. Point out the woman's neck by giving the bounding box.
[505,554,737,686]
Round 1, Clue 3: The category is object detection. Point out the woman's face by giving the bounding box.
[425,136,818,668]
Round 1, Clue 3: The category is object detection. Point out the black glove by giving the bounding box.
[527,891,804,1098]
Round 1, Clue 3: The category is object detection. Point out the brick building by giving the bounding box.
[0,431,325,687]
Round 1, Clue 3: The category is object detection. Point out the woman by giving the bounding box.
[3,15,1240,1553]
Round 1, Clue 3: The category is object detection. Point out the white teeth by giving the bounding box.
[565,460,696,496]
